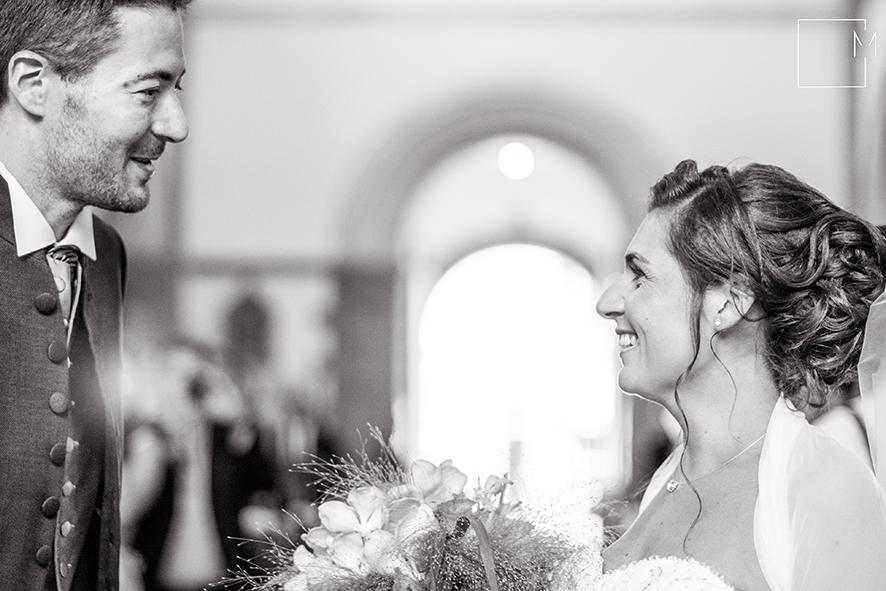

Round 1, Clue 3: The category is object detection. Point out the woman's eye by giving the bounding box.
[628,265,646,284]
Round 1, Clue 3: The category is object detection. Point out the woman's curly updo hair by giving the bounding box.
[650,159,886,409]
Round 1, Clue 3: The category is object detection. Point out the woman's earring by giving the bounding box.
[714,316,722,329]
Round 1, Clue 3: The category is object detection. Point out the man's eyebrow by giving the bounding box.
[126,68,186,85]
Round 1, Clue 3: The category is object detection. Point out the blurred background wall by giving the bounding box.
[110,0,886,519]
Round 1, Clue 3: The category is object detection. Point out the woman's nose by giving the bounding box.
[596,276,624,320]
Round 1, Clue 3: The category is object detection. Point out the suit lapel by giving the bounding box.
[80,222,124,475]
[0,177,19,253]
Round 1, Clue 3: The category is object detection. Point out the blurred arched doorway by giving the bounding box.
[395,134,632,497]
[414,243,621,500]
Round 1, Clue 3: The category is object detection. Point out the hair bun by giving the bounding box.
[649,160,886,409]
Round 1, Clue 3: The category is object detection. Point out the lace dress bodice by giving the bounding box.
[553,548,734,591]
[599,556,735,591]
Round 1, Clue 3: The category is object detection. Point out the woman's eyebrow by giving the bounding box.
[625,252,648,267]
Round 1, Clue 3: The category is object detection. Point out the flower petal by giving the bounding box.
[439,461,468,496]
[328,532,368,573]
[292,545,315,570]
[483,474,511,495]
[387,497,422,533]
[348,486,387,534]
[387,483,422,502]
[318,500,361,533]
[363,529,397,572]
[410,459,441,496]
[303,526,335,552]
[394,502,437,542]
[410,459,468,506]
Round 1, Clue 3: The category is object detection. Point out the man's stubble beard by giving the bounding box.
[44,94,152,214]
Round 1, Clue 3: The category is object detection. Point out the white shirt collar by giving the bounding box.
[0,160,97,260]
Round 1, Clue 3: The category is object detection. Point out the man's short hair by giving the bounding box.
[0,0,193,108]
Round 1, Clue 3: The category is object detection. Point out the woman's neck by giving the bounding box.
[666,356,779,477]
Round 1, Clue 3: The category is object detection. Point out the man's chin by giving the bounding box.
[116,195,151,213]
[101,187,151,213]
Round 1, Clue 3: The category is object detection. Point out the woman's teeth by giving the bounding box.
[618,333,638,349]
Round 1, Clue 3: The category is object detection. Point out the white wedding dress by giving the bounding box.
[565,291,886,590]
[589,391,886,591]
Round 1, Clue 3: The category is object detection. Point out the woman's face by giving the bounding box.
[596,210,697,401]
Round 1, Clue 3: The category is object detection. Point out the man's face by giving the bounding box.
[45,6,188,212]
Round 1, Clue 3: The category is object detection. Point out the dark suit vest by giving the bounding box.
[0,178,125,591]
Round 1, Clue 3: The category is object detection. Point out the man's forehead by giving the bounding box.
[98,6,185,77]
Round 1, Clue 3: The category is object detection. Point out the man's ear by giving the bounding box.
[7,51,51,117]
[703,280,757,332]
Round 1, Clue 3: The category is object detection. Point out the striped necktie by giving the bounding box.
[47,244,82,331]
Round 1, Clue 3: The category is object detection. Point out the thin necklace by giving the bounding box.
[666,432,765,493]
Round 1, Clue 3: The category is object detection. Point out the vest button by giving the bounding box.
[62,480,76,496]
[49,392,70,414]
[41,496,60,518]
[47,341,67,364]
[35,545,52,567]
[61,521,73,537]
[49,443,66,466]
[35,293,58,315]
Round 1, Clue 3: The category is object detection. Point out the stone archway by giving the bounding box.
[342,88,665,265]
[333,88,667,457]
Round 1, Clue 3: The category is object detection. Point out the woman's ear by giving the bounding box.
[703,280,756,332]
[7,51,51,117]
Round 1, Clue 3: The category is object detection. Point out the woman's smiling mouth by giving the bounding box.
[617,332,638,350]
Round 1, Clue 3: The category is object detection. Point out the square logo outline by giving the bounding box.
[797,18,869,89]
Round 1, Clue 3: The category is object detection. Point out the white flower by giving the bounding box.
[482,474,511,496]
[347,486,388,534]
[301,486,392,577]
[410,459,468,507]
[327,532,369,573]
[315,486,387,536]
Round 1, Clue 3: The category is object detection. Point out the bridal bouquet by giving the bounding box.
[237,432,602,591]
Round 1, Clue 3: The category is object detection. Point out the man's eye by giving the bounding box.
[138,87,160,98]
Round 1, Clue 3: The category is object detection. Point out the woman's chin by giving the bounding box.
[616,375,661,404]
[616,367,640,393]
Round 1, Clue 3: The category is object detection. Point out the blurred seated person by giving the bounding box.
[123,339,276,591]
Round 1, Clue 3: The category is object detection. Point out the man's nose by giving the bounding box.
[153,92,188,143]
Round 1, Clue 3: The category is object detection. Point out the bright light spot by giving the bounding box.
[497,142,535,180]
[414,244,620,505]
